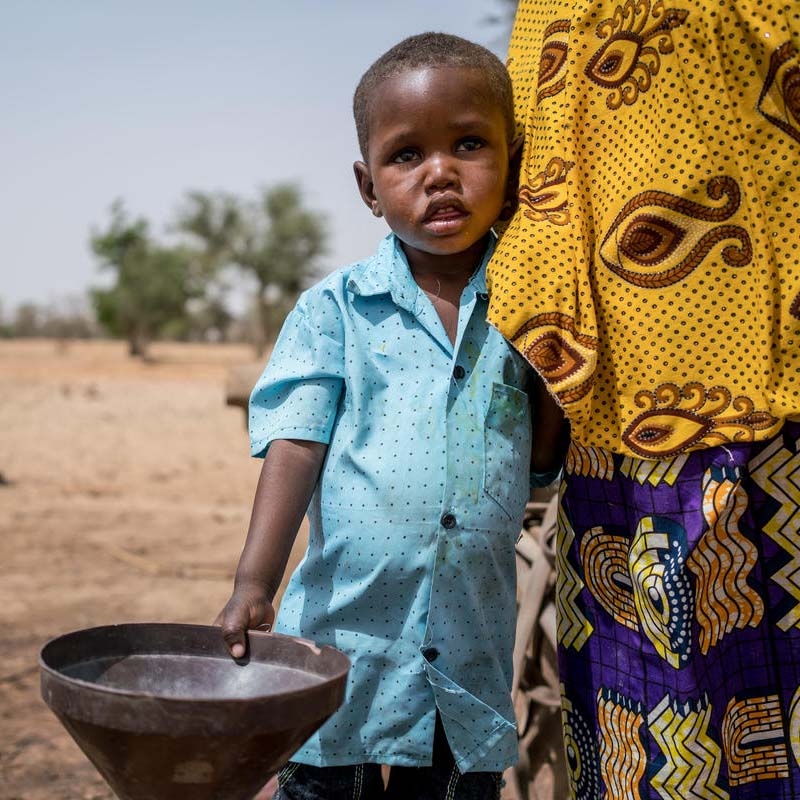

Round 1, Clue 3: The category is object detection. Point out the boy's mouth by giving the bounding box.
[423,197,468,229]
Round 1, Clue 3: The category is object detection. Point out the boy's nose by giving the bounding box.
[424,154,459,193]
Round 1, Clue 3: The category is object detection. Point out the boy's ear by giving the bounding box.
[499,136,524,222]
[353,161,383,218]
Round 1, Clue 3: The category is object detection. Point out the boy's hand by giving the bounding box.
[214,582,276,659]
[214,439,327,660]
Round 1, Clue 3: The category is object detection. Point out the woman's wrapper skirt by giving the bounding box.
[557,419,800,799]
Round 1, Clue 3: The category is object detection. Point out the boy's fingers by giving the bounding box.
[221,620,248,658]
[217,595,272,658]
[219,601,255,658]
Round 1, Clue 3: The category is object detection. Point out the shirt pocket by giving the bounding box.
[483,382,532,521]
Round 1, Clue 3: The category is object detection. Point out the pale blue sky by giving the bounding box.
[1,1,513,311]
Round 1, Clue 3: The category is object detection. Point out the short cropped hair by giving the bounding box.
[353,32,514,160]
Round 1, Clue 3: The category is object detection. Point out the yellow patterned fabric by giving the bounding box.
[487,0,800,459]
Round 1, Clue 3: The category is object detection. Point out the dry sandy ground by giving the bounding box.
[0,339,305,799]
[0,339,560,800]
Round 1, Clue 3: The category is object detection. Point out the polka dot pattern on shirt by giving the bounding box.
[249,234,531,772]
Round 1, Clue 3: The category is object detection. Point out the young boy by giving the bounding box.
[218,32,564,800]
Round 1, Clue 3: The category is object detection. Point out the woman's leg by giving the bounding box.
[557,423,800,799]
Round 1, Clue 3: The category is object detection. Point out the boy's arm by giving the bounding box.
[216,438,327,658]
[530,371,569,480]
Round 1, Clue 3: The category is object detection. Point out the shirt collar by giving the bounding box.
[347,233,493,308]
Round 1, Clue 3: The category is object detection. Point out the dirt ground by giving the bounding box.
[0,339,305,799]
[0,338,561,800]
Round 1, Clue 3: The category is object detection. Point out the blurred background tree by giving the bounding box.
[1,297,99,340]
[484,0,518,25]
[90,201,202,358]
[2,1,518,351]
[176,183,327,355]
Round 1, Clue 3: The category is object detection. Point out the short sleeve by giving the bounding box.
[248,288,345,458]
[530,467,562,490]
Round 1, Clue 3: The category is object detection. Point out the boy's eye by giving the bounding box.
[456,137,486,152]
[391,148,420,164]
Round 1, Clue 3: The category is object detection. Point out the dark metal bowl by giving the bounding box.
[40,623,350,800]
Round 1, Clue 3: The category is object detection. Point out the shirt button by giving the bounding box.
[422,647,439,662]
[441,513,457,529]
[453,365,466,379]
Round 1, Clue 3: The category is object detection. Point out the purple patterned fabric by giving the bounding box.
[557,420,800,799]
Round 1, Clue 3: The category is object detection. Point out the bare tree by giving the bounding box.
[176,184,327,354]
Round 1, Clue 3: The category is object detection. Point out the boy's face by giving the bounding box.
[354,66,515,273]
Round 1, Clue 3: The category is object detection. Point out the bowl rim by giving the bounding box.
[39,621,350,706]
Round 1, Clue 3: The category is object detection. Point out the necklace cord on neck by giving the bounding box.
[412,271,442,301]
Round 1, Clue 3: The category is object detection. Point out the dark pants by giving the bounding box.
[274,715,503,800]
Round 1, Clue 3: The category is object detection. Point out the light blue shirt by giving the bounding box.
[249,234,533,772]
